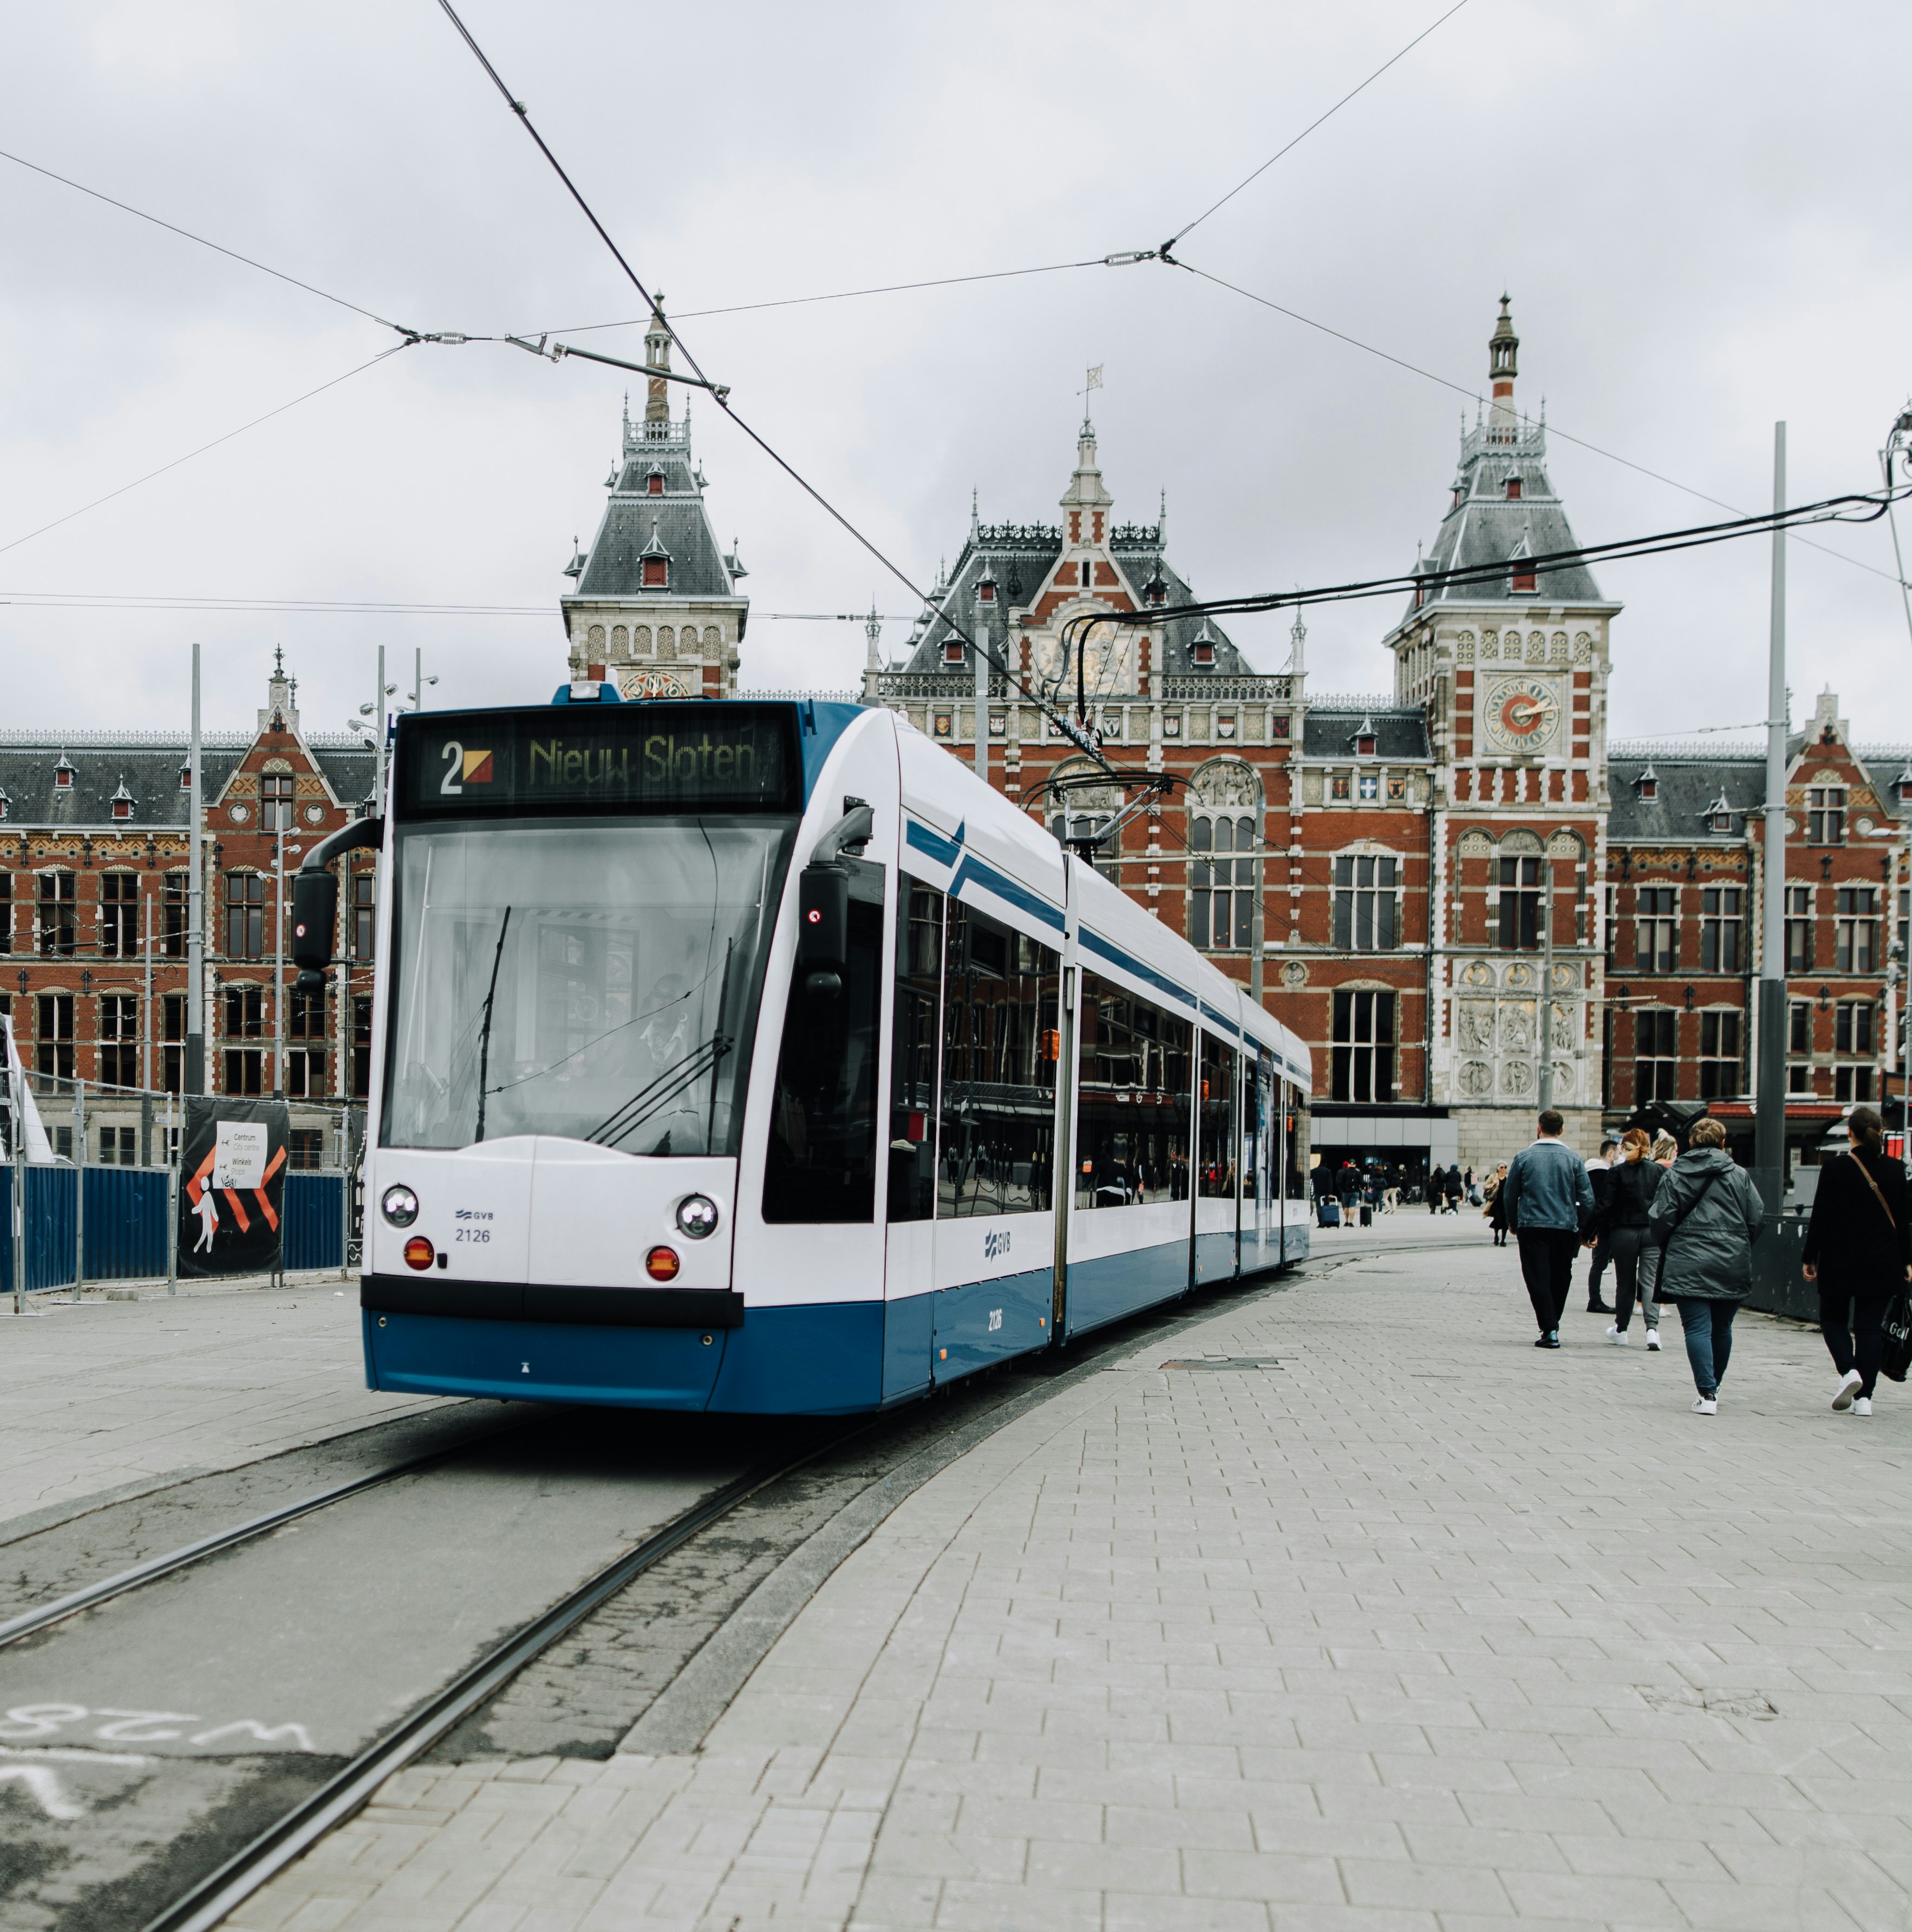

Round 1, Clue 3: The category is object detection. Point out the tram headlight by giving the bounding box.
[675,1194,719,1241]
[381,1184,420,1228]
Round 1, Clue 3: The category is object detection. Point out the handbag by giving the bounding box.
[1883,1292,1912,1384]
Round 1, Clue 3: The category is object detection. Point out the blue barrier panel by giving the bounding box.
[27,1166,79,1293]
[283,1172,344,1273]
[83,1167,169,1282]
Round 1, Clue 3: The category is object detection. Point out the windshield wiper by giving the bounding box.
[587,1030,731,1152]
[473,907,512,1144]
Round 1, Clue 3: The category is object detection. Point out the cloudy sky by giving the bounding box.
[3,1,1909,745]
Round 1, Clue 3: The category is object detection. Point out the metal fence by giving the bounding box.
[6,1161,349,1297]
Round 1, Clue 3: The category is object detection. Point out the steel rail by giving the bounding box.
[139,1438,854,1932]
[0,1420,525,1652]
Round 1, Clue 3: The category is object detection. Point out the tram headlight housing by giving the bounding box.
[675,1194,719,1241]
[381,1184,420,1228]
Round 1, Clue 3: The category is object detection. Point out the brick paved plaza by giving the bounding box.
[223,1223,1912,1932]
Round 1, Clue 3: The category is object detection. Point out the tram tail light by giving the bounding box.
[645,1245,681,1282]
[403,1236,435,1271]
[1040,1029,1061,1062]
[906,1111,926,1143]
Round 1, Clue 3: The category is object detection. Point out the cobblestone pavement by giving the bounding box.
[0,1278,443,1536]
[229,1234,1912,1932]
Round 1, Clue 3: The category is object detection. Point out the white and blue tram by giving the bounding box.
[292,691,1313,1414]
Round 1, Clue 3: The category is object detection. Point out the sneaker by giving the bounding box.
[1605,1324,1628,1346]
[1588,1300,1614,1315]
[1833,1369,1864,1413]
[1543,1331,1561,1349]
[1645,1329,1661,1351]
[1692,1396,1717,1415]
[1855,1397,1873,1416]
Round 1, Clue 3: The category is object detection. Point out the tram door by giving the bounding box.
[882,876,943,1399]
[1251,1052,1275,1270]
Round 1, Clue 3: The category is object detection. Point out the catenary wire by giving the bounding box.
[0,346,413,562]
[431,0,1114,769]
[0,145,414,335]
[1161,0,1472,252]
[0,591,917,621]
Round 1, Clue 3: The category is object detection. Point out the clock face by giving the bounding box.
[1482,676,1562,754]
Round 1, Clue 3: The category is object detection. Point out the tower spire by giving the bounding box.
[1487,294,1519,437]
[644,295,671,427]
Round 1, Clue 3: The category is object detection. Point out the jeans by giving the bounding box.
[1586,1234,1613,1304]
[1820,1286,1890,1399]
[1676,1297,1738,1397]
[1517,1228,1580,1334]
[1610,1226,1657,1331]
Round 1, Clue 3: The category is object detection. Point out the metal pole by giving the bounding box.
[273,826,286,1098]
[165,1159,178,1295]
[142,892,153,1095]
[973,600,989,781]
[374,647,387,819]
[186,643,205,1095]
[1537,865,1556,1115]
[1754,422,1789,1222]
[1883,430,1912,1157]
[74,1088,85,1297]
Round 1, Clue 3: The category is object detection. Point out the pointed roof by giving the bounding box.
[1401,299,1617,617]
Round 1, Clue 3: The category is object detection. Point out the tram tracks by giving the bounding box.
[138,1438,856,1932]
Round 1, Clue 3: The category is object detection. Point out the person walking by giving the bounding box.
[1803,1105,1912,1416]
[1482,1162,1511,1246]
[1650,1117,1764,1415]
[1443,1164,1465,1215]
[1601,1129,1664,1349]
[1632,1132,1678,1341]
[1500,1109,1596,1348]
[1583,1138,1619,1314]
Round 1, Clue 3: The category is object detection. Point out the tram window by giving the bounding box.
[762,880,884,1222]
[1284,1080,1310,1199]
[888,878,943,1223]
[937,903,1060,1219]
[1197,1035,1237,1198]
[1074,973,1191,1210]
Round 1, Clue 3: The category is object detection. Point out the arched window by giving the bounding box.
[1187,760,1262,953]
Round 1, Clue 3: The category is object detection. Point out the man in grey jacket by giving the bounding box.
[1499,1109,1596,1348]
[1649,1117,1763,1414]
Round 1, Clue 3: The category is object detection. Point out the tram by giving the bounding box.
[291,689,1313,1414]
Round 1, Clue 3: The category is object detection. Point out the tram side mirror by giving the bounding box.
[290,867,338,994]
[797,863,849,997]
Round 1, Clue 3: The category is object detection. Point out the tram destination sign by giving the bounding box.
[396,703,801,817]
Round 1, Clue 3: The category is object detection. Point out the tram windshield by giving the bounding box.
[380,818,793,1154]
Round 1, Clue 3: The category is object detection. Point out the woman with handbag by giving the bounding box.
[1649,1118,1764,1416]
[1803,1106,1912,1416]
[1482,1163,1510,1246]
[1632,1132,1679,1336]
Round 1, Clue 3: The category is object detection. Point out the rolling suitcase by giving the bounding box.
[1319,1199,1341,1229]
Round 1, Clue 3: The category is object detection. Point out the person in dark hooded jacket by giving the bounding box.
[1804,1105,1912,1415]
[1648,1118,1764,1415]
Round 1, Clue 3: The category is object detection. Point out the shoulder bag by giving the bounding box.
[1656,1166,1726,1278]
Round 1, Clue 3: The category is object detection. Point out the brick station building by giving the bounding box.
[861,301,1912,1183]
[0,656,376,1166]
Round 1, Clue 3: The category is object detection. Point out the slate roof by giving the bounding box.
[1407,420,1610,620]
[1607,755,1764,841]
[902,526,1251,680]
[567,412,742,603]
[1301,707,1431,761]
[0,737,375,828]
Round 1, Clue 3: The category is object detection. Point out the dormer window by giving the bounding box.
[645,466,664,496]
[1897,768,1912,804]
[943,637,964,665]
[1190,620,1217,668]
[1511,564,1536,594]
[978,578,996,604]
[111,781,134,821]
[0,788,9,821]
[1636,765,1659,801]
[1505,474,1522,499]
[180,764,193,790]
[1144,562,1167,607]
[54,758,74,789]
[639,517,670,589]
[1356,735,1376,758]
[1712,811,1732,833]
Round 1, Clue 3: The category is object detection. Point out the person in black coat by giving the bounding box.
[1599,1128,1664,1349]
[1804,1106,1912,1415]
